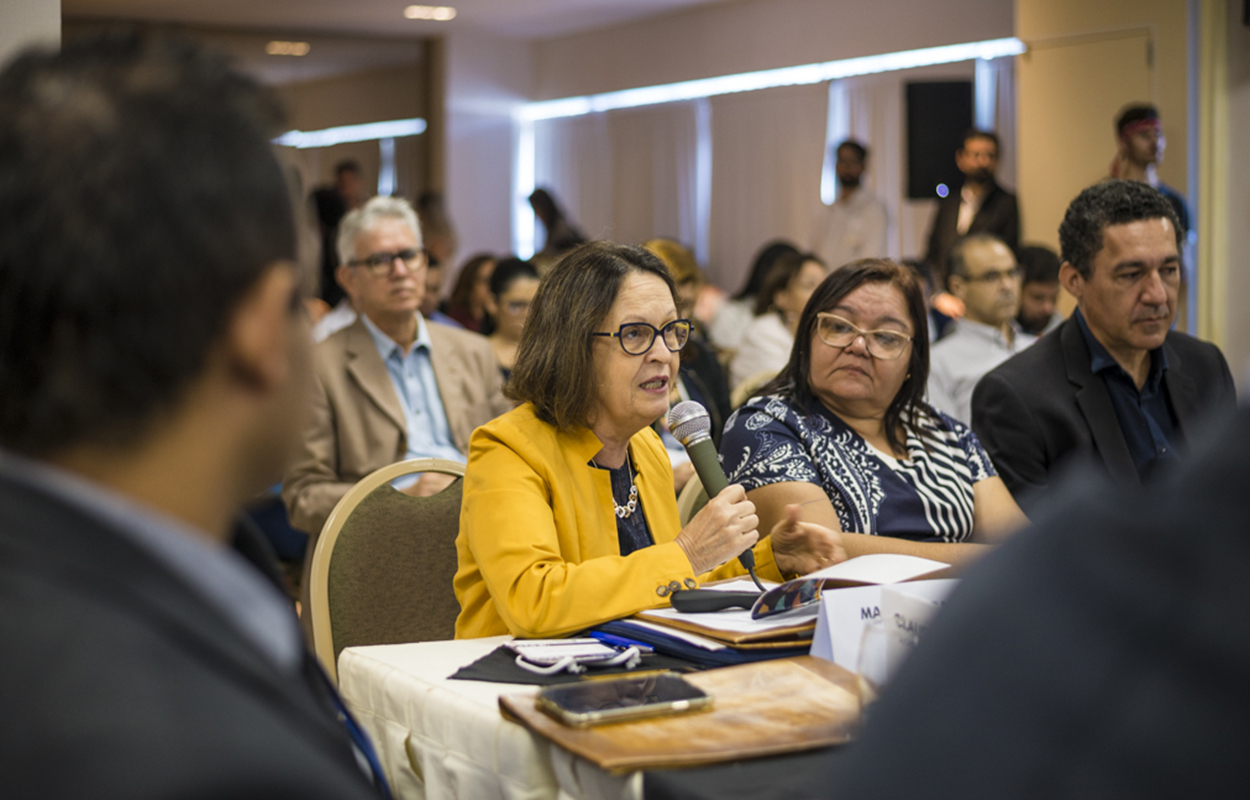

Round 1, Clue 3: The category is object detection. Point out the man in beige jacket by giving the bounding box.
[283,196,509,546]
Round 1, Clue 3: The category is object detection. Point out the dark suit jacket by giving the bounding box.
[924,179,1020,283]
[971,317,1236,507]
[0,476,381,799]
[819,409,1250,798]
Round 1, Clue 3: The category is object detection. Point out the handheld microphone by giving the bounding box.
[667,401,764,591]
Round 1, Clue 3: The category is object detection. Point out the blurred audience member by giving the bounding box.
[730,251,827,391]
[312,294,356,343]
[334,159,367,213]
[973,180,1234,506]
[824,407,1250,799]
[420,256,461,328]
[416,190,458,269]
[644,239,733,442]
[1016,244,1063,336]
[1111,104,1190,239]
[928,235,1034,424]
[925,129,1019,283]
[485,257,541,380]
[708,240,800,352]
[0,31,385,797]
[811,139,889,270]
[444,253,496,333]
[284,197,509,622]
[529,187,586,270]
[721,260,1026,568]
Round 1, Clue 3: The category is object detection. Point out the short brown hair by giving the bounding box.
[762,258,932,454]
[507,241,678,430]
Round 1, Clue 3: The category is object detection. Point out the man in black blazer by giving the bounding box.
[924,129,1020,283]
[0,33,384,798]
[972,180,1235,507]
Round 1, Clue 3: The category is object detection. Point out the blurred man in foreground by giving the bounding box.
[0,32,385,798]
[827,405,1250,798]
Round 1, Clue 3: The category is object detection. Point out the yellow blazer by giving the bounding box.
[454,403,781,639]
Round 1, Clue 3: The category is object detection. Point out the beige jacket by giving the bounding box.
[283,314,509,536]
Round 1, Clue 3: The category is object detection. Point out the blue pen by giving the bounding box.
[588,631,655,653]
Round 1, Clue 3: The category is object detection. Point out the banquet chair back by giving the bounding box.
[309,458,466,683]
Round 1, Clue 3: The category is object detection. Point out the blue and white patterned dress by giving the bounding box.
[719,394,997,542]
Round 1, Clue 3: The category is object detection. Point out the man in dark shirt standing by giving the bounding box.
[924,129,1020,284]
[972,180,1234,507]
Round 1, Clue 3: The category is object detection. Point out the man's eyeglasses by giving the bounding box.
[816,313,912,360]
[591,320,691,356]
[348,248,428,277]
[962,266,1020,284]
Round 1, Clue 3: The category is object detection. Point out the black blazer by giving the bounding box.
[924,179,1020,283]
[0,476,381,799]
[971,317,1236,507]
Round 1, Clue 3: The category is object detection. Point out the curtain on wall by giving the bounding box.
[534,101,701,255]
[528,58,1016,291]
[705,83,828,292]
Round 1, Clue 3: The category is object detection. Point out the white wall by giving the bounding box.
[443,0,1014,271]
[1223,3,1250,395]
[533,0,1013,100]
[443,30,533,267]
[0,0,60,70]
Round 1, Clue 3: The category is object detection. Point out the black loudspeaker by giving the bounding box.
[905,81,974,200]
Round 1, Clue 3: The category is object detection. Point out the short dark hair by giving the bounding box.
[836,140,868,162]
[947,234,1009,282]
[489,257,540,298]
[762,259,931,455]
[1116,104,1160,136]
[508,242,677,430]
[961,129,1000,151]
[335,159,362,176]
[0,31,296,457]
[753,251,823,317]
[1017,245,1061,286]
[733,240,800,300]
[1058,180,1182,279]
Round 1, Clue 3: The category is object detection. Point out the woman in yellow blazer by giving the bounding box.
[454,242,844,639]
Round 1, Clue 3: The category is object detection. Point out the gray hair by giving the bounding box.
[336,195,422,265]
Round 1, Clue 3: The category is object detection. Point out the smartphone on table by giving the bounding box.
[536,673,712,728]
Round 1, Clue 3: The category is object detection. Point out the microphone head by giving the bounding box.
[668,401,711,446]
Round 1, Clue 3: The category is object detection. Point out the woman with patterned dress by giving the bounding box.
[720,259,1026,566]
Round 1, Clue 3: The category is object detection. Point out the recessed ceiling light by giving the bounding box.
[266,41,310,57]
[404,5,456,21]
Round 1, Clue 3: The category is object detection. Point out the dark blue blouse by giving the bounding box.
[719,394,996,542]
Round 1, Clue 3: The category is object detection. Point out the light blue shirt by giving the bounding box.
[0,451,303,673]
[360,313,465,487]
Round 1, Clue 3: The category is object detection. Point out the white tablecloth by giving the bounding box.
[337,638,642,800]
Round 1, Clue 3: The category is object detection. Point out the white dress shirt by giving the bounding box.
[928,318,1037,425]
[812,188,889,270]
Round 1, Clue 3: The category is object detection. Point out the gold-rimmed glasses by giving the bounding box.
[816,313,912,360]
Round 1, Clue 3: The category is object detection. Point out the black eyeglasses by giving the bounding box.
[591,320,691,355]
[348,248,428,277]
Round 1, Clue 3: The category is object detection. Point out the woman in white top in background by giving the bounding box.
[729,251,827,392]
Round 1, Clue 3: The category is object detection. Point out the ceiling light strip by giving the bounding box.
[274,118,428,149]
[518,37,1025,121]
